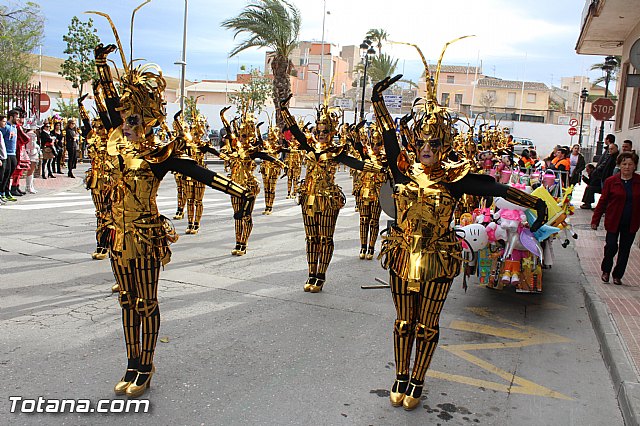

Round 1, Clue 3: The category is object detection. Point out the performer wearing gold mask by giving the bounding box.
[89,5,253,398]
[279,96,382,292]
[215,106,282,255]
[372,44,547,409]
[352,122,388,260]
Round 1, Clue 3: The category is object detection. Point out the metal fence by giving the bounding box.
[0,81,41,117]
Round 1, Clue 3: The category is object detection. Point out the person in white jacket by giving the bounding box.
[23,120,41,194]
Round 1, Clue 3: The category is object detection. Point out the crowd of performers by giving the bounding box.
[80,7,558,411]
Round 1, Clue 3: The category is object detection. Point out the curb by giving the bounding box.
[582,271,640,426]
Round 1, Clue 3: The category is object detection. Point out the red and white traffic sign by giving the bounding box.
[591,97,616,121]
[568,127,578,136]
[39,93,51,113]
[569,118,579,127]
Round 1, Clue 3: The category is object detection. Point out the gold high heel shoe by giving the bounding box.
[389,378,409,407]
[303,277,316,292]
[173,209,184,220]
[359,247,366,260]
[111,283,120,293]
[125,365,155,398]
[402,380,424,411]
[365,247,374,260]
[309,278,325,293]
[235,244,247,256]
[114,368,138,395]
[191,224,200,235]
[231,243,241,255]
[93,247,108,260]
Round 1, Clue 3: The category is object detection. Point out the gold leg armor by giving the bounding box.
[411,280,452,382]
[358,199,371,252]
[316,209,339,275]
[302,210,319,277]
[112,257,140,360]
[231,195,254,249]
[174,174,186,219]
[111,257,161,367]
[368,200,382,256]
[185,180,196,232]
[193,182,205,231]
[390,270,417,377]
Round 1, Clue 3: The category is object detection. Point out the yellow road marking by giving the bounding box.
[427,307,574,400]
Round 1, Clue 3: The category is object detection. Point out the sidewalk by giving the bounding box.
[1,165,86,203]
[571,183,640,425]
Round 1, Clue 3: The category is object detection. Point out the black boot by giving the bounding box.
[10,186,23,197]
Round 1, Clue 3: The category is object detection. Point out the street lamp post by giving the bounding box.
[359,38,375,122]
[177,0,188,113]
[578,87,588,146]
[595,55,617,158]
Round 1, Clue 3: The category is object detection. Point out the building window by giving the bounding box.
[441,92,450,106]
[447,75,455,84]
[527,93,536,103]
[506,92,516,108]
[454,93,463,104]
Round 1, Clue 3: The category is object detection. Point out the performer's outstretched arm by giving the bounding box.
[279,95,313,153]
[371,75,408,184]
[448,173,548,231]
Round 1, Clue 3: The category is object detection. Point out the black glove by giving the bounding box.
[530,199,548,233]
[371,74,403,102]
[280,94,293,109]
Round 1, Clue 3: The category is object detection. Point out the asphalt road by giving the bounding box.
[0,164,623,425]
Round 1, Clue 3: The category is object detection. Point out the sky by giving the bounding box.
[34,0,605,87]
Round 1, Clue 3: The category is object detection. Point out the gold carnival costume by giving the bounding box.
[215,106,281,255]
[181,110,216,234]
[88,5,252,399]
[171,115,187,220]
[284,135,303,198]
[79,88,116,261]
[259,123,286,214]
[279,95,382,292]
[352,122,388,260]
[371,39,547,411]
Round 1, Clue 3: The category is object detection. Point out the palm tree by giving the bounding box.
[367,53,398,83]
[221,0,301,126]
[366,28,389,55]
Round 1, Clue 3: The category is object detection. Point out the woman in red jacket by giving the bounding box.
[591,152,640,285]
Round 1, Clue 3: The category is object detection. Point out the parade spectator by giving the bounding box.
[622,139,633,153]
[0,122,6,205]
[40,122,56,178]
[569,144,586,185]
[52,121,64,174]
[0,112,18,201]
[23,121,41,194]
[602,142,620,180]
[545,145,561,168]
[518,149,534,170]
[65,119,79,178]
[591,152,640,285]
[582,134,615,208]
[8,110,30,197]
[550,146,571,186]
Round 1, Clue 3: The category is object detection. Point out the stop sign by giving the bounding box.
[591,97,616,121]
[39,93,51,113]
[568,127,577,136]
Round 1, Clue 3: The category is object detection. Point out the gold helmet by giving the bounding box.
[394,36,473,167]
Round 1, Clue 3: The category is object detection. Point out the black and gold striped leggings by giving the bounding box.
[261,170,279,210]
[389,270,452,382]
[356,198,382,249]
[302,208,339,276]
[111,257,161,367]
[231,194,255,245]
[185,180,206,225]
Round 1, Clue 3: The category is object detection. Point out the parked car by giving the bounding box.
[512,137,536,155]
